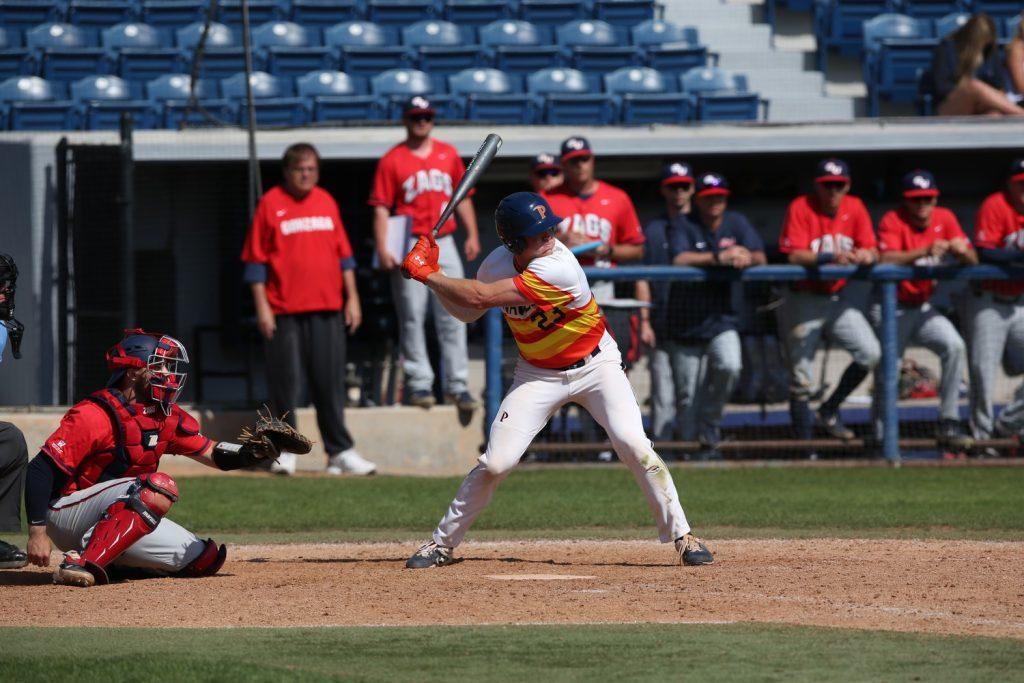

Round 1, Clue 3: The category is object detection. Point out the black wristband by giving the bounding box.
[212,442,257,471]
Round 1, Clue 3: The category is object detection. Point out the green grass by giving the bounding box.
[3,624,1023,682]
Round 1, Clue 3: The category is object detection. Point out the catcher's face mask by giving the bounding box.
[147,335,189,416]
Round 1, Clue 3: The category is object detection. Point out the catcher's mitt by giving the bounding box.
[239,407,313,460]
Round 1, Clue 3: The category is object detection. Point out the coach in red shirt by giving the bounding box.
[777,158,881,448]
[241,143,376,476]
[966,158,1024,442]
[369,96,480,410]
[876,170,975,451]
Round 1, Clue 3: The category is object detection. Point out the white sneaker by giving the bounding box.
[597,450,615,463]
[326,449,377,476]
[269,451,297,476]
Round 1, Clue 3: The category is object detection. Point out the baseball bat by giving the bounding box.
[431,133,503,237]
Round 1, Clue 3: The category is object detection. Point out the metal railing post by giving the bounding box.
[880,279,901,464]
[484,307,503,429]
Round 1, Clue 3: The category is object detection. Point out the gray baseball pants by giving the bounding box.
[0,422,27,532]
[964,290,1024,438]
[390,235,469,395]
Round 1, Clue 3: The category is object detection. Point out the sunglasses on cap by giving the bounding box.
[905,195,937,203]
[407,113,434,123]
[665,182,693,191]
[820,181,848,191]
[534,168,562,178]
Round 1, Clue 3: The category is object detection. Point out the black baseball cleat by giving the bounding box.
[448,391,480,412]
[406,541,455,569]
[0,540,28,569]
[936,419,973,452]
[676,534,714,566]
[815,409,855,441]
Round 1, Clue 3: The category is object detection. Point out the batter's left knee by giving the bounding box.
[177,538,227,577]
[855,338,881,369]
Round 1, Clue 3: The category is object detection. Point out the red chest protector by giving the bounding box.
[70,389,199,492]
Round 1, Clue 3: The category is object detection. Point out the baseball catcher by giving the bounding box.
[24,329,311,587]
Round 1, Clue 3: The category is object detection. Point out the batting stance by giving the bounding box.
[400,192,713,568]
[24,329,293,586]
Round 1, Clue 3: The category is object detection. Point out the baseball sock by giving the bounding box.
[820,362,870,416]
[789,398,813,440]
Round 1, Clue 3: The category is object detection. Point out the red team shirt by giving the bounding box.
[368,140,469,237]
[779,193,876,295]
[241,185,355,315]
[878,206,967,306]
[543,182,645,266]
[973,190,1024,298]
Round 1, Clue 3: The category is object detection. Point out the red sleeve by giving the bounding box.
[368,151,395,208]
[876,211,901,252]
[331,197,354,262]
[941,208,968,241]
[779,198,809,252]
[40,402,114,475]
[240,196,270,263]
[167,407,211,456]
[613,193,645,246]
[973,195,1006,249]
[450,150,475,197]
[852,198,876,248]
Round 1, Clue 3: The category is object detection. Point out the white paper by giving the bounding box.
[373,215,413,268]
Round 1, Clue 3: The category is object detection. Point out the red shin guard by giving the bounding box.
[177,539,227,577]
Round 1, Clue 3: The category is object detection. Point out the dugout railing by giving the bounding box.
[482,264,1024,464]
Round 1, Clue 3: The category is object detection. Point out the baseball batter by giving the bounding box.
[399,192,713,568]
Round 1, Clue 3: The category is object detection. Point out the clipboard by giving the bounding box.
[373,215,413,268]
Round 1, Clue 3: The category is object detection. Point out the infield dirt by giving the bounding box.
[3,539,1022,639]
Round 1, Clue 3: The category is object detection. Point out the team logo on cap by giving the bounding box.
[535,205,547,219]
[537,153,555,165]
[912,174,930,188]
[670,163,689,176]
[410,96,430,109]
[824,161,844,176]
[566,138,585,150]
[702,173,720,186]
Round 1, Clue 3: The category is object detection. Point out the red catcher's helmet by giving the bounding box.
[105,328,189,415]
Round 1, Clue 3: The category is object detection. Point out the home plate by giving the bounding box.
[485,574,597,581]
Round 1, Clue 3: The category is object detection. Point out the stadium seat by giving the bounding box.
[146,72,232,127]
[216,0,284,25]
[291,0,362,28]
[448,66,534,122]
[681,66,762,121]
[604,65,692,124]
[0,75,77,129]
[366,0,435,28]
[977,3,1023,21]
[325,21,410,76]
[221,70,309,126]
[480,19,561,74]
[862,13,934,116]
[592,0,656,28]
[631,19,709,74]
[0,28,31,79]
[296,69,380,121]
[176,21,247,79]
[402,19,484,75]
[934,12,968,39]
[67,0,136,27]
[441,0,510,27]
[898,0,962,21]
[0,1,64,34]
[518,0,588,27]
[71,74,156,129]
[527,66,616,124]
[556,19,639,74]
[370,67,458,118]
[103,22,183,82]
[814,0,889,71]
[26,22,110,82]
[253,20,333,77]
[140,0,207,28]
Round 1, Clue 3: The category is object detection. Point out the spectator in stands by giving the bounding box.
[966,158,1024,445]
[1007,17,1024,103]
[641,162,696,443]
[241,142,376,476]
[369,96,480,411]
[528,153,563,194]
[874,170,975,452]
[777,158,880,448]
[931,13,1024,117]
[666,172,765,458]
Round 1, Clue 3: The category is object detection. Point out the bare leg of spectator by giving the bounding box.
[938,78,1024,116]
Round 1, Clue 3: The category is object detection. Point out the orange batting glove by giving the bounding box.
[401,235,440,283]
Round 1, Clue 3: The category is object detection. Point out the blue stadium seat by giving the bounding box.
[140,0,207,28]
[253,21,333,76]
[899,0,962,21]
[67,0,136,27]
[370,67,459,118]
[592,0,655,28]
[631,19,708,74]
[442,0,510,27]
[934,12,968,39]
[0,75,77,129]
[681,66,762,121]
[325,21,410,76]
[103,22,182,82]
[291,0,362,28]
[448,66,533,122]
[221,70,309,125]
[527,66,616,124]
[217,0,284,25]
[296,69,381,121]
[146,72,233,127]
[26,22,110,82]
[71,74,156,128]
[556,19,639,73]
[176,21,247,78]
[814,0,890,71]
[518,0,588,27]
[0,1,64,33]
[366,0,434,28]
[976,3,1023,21]
[604,65,692,124]
[0,28,31,79]
[862,13,934,116]
[402,19,484,75]
[480,19,561,74]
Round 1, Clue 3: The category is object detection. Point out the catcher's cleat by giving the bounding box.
[54,551,99,587]
[676,534,714,566]
[326,449,377,476]
[815,409,855,441]
[0,540,28,569]
[406,541,454,569]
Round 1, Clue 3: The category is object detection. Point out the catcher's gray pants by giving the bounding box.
[777,290,881,401]
[432,333,691,549]
[46,478,206,574]
[390,234,469,395]
[0,422,27,532]
[964,290,1024,439]
[870,302,967,436]
[648,332,742,441]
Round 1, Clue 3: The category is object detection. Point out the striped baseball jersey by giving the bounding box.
[477,240,607,369]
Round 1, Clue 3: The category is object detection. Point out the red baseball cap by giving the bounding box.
[901,169,939,198]
[695,172,730,197]
[1009,158,1024,183]
[560,136,592,162]
[661,161,694,186]
[815,158,851,183]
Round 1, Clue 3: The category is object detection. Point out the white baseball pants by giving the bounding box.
[432,333,692,549]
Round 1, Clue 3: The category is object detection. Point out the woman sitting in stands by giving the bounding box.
[1007,17,1024,105]
[931,13,1024,117]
